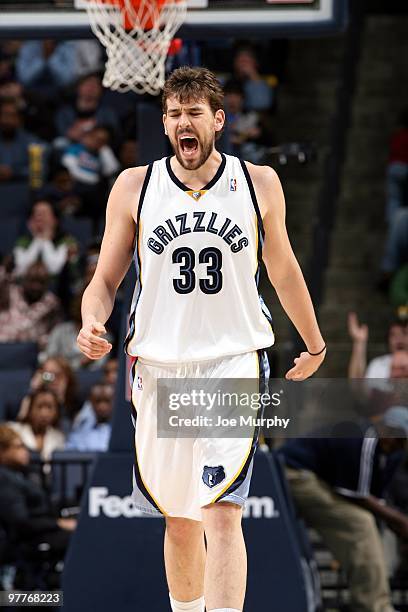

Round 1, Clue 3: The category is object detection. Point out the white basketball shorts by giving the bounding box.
[129,350,270,522]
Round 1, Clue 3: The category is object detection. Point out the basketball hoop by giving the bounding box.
[84,0,187,95]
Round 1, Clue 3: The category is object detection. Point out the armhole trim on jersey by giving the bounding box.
[239,159,265,243]
[137,162,154,223]
[124,164,153,355]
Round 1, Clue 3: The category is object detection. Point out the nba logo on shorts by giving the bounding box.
[230,178,237,192]
[202,465,226,488]
[137,376,143,390]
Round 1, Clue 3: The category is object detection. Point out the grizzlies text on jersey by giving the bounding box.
[125,153,274,363]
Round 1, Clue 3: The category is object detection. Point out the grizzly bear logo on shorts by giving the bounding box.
[202,465,226,489]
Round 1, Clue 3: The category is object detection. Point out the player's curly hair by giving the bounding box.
[162,66,224,115]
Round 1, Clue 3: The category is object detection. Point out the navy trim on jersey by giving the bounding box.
[124,163,153,354]
[240,160,274,336]
[165,153,226,192]
[215,350,270,504]
[239,159,265,244]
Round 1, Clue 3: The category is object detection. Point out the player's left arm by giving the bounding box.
[247,162,326,380]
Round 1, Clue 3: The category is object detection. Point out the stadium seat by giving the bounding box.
[0,343,38,370]
[0,216,25,258]
[76,368,104,404]
[0,183,30,219]
[0,368,32,421]
[50,450,98,507]
[60,217,93,252]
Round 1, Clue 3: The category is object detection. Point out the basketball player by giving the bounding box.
[77,67,326,612]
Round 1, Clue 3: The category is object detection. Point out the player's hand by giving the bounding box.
[285,349,326,381]
[348,311,368,344]
[77,321,112,360]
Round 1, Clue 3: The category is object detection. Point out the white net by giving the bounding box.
[85,0,187,95]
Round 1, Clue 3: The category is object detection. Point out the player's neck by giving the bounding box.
[170,149,223,190]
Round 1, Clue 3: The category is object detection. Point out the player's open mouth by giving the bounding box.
[179,136,199,156]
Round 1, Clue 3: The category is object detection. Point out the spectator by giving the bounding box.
[66,383,114,451]
[0,99,43,184]
[71,41,103,80]
[348,314,407,379]
[386,108,408,224]
[13,199,80,278]
[0,262,61,348]
[279,407,408,612]
[0,424,75,584]
[224,78,267,162]
[55,73,121,147]
[16,40,77,100]
[45,290,112,371]
[0,42,18,86]
[61,125,120,210]
[39,165,82,216]
[8,388,65,461]
[61,124,119,224]
[232,45,275,113]
[70,357,118,432]
[18,357,80,428]
[103,357,118,386]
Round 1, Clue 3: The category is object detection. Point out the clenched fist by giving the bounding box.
[77,320,112,361]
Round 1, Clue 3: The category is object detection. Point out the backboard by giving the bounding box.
[0,0,348,39]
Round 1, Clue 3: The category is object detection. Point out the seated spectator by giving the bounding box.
[224,78,267,162]
[13,199,80,279]
[0,78,56,143]
[386,108,408,224]
[65,383,114,452]
[19,357,80,429]
[16,40,77,101]
[39,165,82,216]
[103,357,118,387]
[0,424,75,582]
[61,125,120,221]
[279,407,408,612]
[232,45,275,113]
[44,290,112,371]
[0,99,44,184]
[62,125,119,184]
[348,313,407,378]
[55,73,121,148]
[0,262,61,348]
[0,41,20,86]
[8,388,65,461]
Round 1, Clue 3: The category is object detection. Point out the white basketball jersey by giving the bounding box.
[125,153,274,363]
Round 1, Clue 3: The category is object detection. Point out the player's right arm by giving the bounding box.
[77,167,147,360]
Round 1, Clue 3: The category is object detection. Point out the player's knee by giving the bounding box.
[165,517,203,545]
[202,502,243,540]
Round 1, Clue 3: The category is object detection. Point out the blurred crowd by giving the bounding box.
[380,108,408,308]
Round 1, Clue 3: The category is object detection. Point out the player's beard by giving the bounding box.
[172,132,214,171]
